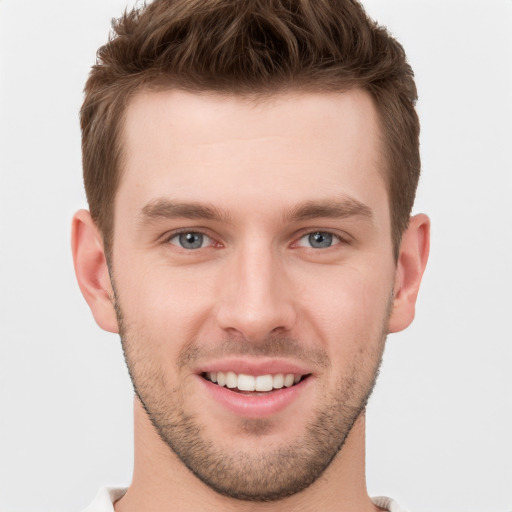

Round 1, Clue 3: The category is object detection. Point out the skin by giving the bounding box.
[72,89,429,512]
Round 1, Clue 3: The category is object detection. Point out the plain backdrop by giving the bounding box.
[0,1,511,511]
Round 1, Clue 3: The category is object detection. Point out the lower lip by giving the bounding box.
[199,376,310,419]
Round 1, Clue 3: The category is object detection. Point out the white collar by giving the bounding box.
[82,487,408,512]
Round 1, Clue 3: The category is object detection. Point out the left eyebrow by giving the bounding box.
[284,197,374,223]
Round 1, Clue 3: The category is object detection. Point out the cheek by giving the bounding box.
[115,259,217,344]
[295,263,393,353]
[115,267,207,395]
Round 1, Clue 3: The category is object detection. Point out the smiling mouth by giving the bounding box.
[202,371,309,394]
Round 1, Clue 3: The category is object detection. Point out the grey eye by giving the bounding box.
[297,231,339,249]
[308,232,333,248]
[170,232,210,249]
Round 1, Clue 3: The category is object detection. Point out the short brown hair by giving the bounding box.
[81,0,420,258]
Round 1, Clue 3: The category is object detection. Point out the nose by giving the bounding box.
[215,241,297,342]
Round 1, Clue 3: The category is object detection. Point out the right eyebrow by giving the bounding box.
[139,199,232,224]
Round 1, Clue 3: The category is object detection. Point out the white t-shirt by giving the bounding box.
[81,487,409,512]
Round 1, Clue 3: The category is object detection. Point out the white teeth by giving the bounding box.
[255,374,273,392]
[283,374,295,387]
[238,374,256,391]
[225,371,237,388]
[206,371,304,391]
[272,373,284,389]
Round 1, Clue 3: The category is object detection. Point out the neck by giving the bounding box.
[115,398,380,512]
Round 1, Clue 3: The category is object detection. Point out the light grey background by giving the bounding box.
[0,1,511,511]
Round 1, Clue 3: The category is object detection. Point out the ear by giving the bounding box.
[388,213,430,333]
[71,210,119,333]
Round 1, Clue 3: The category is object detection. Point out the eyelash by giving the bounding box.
[294,231,345,249]
[163,228,351,252]
[165,229,220,250]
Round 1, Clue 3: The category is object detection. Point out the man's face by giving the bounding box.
[111,89,397,500]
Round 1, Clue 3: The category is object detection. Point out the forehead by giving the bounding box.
[118,88,387,220]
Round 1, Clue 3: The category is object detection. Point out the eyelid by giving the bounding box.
[159,227,351,250]
[291,228,352,248]
[163,228,221,249]
[296,232,340,248]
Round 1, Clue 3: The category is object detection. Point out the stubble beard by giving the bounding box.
[114,296,388,502]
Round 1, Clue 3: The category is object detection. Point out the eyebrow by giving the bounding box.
[140,199,232,224]
[285,197,373,223]
[139,196,373,225]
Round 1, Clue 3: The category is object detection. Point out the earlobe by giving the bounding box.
[388,213,430,333]
[71,210,119,333]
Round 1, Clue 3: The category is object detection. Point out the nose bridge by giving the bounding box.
[216,237,296,340]
[239,239,276,305]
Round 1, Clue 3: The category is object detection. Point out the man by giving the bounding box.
[72,0,429,510]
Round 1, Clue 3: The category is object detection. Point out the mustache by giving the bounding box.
[178,335,330,370]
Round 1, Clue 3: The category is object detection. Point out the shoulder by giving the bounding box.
[371,496,409,512]
[82,490,405,512]
[80,488,128,512]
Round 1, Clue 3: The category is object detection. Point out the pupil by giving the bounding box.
[309,232,332,248]
[180,232,203,249]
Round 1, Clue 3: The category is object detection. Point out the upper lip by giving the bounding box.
[195,358,312,377]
